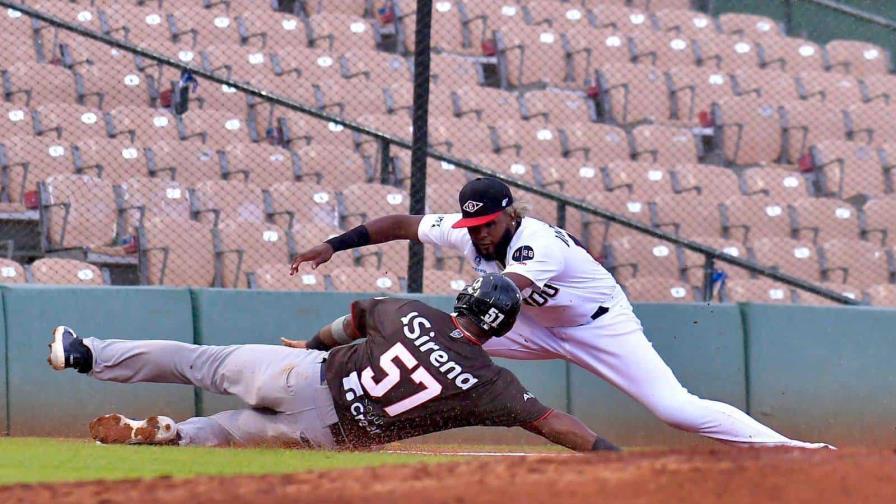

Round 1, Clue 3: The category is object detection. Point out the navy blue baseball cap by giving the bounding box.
[453,177,514,229]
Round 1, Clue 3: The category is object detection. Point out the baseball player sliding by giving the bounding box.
[290,177,832,449]
[48,274,620,452]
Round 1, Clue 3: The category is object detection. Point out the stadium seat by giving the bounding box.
[563,27,634,83]
[631,125,699,165]
[30,257,104,286]
[523,2,593,31]
[31,103,106,141]
[856,74,896,104]
[253,263,327,291]
[654,9,718,38]
[670,163,741,201]
[392,154,470,190]
[144,141,222,186]
[3,62,79,107]
[751,237,821,282]
[169,6,241,49]
[759,37,826,73]
[825,39,891,76]
[176,110,257,147]
[0,258,25,284]
[739,167,810,201]
[490,120,566,159]
[2,136,77,207]
[602,161,675,199]
[40,173,119,252]
[680,237,752,283]
[235,11,311,51]
[667,66,734,124]
[622,276,696,302]
[423,269,473,295]
[191,180,266,226]
[265,180,339,234]
[385,82,454,118]
[605,234,685,282]
[694,35,760,71]
[712,96,783,166]
[329,266,402,293]
[560,122,630,163]
[790,197,861,244]
[583,191,652,251]
[650,194,724,239]
[292,144,373,188]
[106,106,180,145]
[795,72,864,108]
[71,138,148,184]
[75,62,156,110]
[844,104,896,146]
[818,238,890,287]
[218,143,298,188]
[429,54,483,89]
[534,157,603,200]
[119,177,192,233]
[779,101,849,164]
[493,25,568,87]
[629,31,697,70]
[0,103,35,139]
[861,197,896,246]
[340,183,410,229]
[274,111,358,150]
[589,4,656,33]
[718,13,783,39]
[595,63,672,126]
[216,220,291,288]
[452,85,523,123]
[137,217,215,287]
[809,140,885,198]
[794,282,865,305]
[720,196,793,244]
[306,13,376,52]
[730,68,799,103]
[867,284,896,307]
[722,278,792,304]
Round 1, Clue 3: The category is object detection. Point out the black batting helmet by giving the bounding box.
[454,273,522,337]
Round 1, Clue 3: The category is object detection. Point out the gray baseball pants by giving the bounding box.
[82,338,339,448]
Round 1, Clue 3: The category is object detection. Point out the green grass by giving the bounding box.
[0,437,449,486]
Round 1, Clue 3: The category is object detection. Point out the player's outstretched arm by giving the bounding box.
[281,312,364,350]
[290,215,424,275]
[525,410,621,453]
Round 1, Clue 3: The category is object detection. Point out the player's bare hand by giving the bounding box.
[280,337,307,349]
[289,243,334,276]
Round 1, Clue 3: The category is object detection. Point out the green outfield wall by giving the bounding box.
[0,287,892,446]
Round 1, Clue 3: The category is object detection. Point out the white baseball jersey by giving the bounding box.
[418,214,618,328]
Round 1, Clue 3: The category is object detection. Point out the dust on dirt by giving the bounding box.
[3,448,894,503]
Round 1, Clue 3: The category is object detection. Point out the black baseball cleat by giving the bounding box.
[48,325,93,373]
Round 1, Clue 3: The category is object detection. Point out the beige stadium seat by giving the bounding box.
[523,2,592,31]
[75,62,156,110]
[667,66,734,124]
[292,225,360,274]
[192,180,266,226]
[423,269,473,295]
[561,122,630,163]
[631,125,699,165]
[2,62,79,107]
[861,198,896,246]
[329,266,402,293]
[291,145,372,188]
[468,153,539,188]
[253,263,327,291]
[235,11,311,51]
[844,104,896,146]
[119,177,191,233]
[740,167,810,202]
[138,218,216,287]
[0,103,35,139]
[31,104,105,140]
[315,78,386,120]
[177,110,256,148]
[623,276,695,303]
[790,198,861,245]
[70,138,148,184]
[2,5,39,41]
[0,258,26,284]
[718,13,783,39]
[339,49,413,84]
[428,0,475,55]
[429,54,483,89]
[605,234,684,282]
[451,85,522,123]
[535,157,603,200]
[779,101,849,164]
[589,4,656,33]
[819,238,890,288]
[521,90,592,125]
[712,96,783,166]
[185,78,253,118]
[216,220,292,288]
[100,5,175,46]
[752,237,821,282]
[218,143,299,189]
[359,240,410,277]
[395,155,470,191]
[493,25,569,87]
[629,31,697,70]
[106,106,181,145]
[809,140,885,198]
[385,82,454,118]
[723,278,792,304]
[595,63,672,126]
[867,284,896,307]
[583,191,652,251]
[795,72,864,108]
[650,194,724,239]
[41,174,119,251]
[694,36,760,71]
[2,136,76,206]
[730,68,799,103]
[720,196,792,244]
[602,161,675,199]
[340,183,410,229]
[670,164,740,201]
[680,237,752,283]
[490,120,566,160]
[860,73,896,105]
[200,45,279,85]
[825,40,890,76]
[266,181,339,234]
[794,282,865,306]
[30,258,104,286]
[563,27,634,84]
[169,7,241,49]
[144,141,222,186]
[305,13,376,52]
[759,37,826,73]
[654,9,718,38]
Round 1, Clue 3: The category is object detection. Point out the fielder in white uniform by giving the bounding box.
[291,177,831,449]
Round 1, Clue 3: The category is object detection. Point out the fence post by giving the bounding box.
[702,254,716,303]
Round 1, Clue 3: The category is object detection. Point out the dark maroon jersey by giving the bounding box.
[325,298,551,447]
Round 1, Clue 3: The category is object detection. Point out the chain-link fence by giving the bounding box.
[0,0,893,307]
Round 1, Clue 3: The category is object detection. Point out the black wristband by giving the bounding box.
[591,437,621,452]
[305,335,330,351]
[325,225,371,253]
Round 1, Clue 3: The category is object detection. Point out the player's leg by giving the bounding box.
[558,295,831,448]
[174,406,338,448]
[482,311,565,360]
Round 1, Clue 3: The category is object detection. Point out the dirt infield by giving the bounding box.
[3,448,894,503]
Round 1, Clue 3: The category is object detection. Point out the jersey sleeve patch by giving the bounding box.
[511,245,535,263]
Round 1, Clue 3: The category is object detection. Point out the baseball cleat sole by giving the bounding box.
[89,414,178,445]
[48,325,72,370]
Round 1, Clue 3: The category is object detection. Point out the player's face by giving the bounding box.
[468,213,513,261]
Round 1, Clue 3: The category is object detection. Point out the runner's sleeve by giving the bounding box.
[503,238,566,289]
[417,213,471,251]
[475,368,552,427]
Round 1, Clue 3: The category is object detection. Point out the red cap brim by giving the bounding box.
[451,210,503,229]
